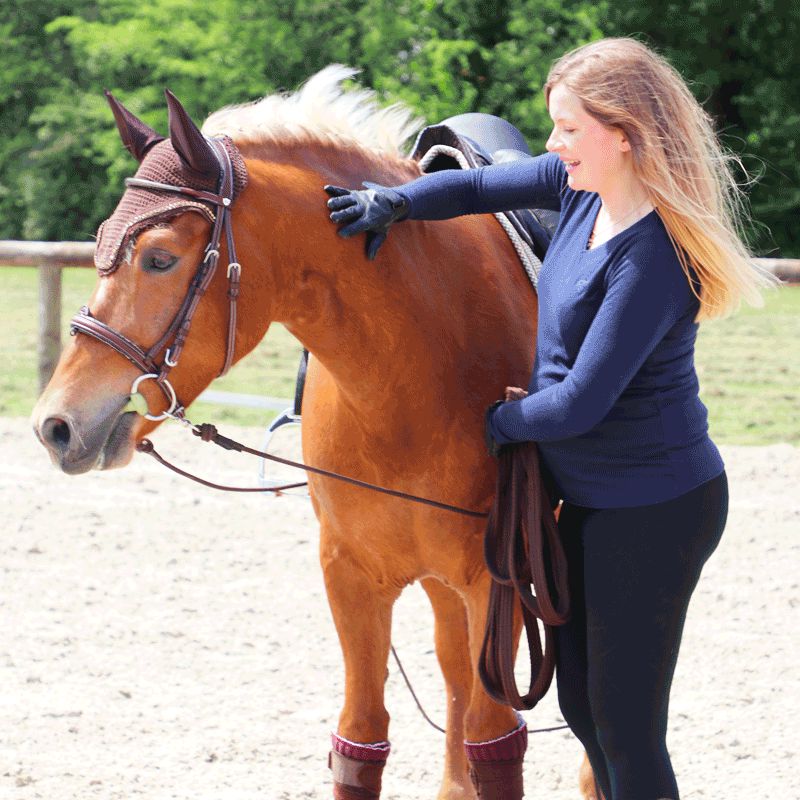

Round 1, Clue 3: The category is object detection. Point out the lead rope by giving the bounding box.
[390,643,567,735]
[390,644,567,735]
[478,442,571,711]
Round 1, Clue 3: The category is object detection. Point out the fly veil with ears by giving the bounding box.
[94,91,248,275]
[71,90,248,419]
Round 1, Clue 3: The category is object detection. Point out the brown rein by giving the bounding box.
[136,422,490,518]
[478,442,571,710]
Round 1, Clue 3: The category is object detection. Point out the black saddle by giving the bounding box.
[409,112,560,263]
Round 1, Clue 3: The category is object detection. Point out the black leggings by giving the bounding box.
[555,472,728,800]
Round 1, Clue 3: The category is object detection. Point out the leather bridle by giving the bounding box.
[70,137,241,421]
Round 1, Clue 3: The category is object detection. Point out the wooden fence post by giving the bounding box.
[0,241,95,395]
[37,263,63,394]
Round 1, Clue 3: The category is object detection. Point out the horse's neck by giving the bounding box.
[238,145,537,412]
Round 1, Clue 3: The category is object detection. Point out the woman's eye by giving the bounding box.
[142,251,178,272]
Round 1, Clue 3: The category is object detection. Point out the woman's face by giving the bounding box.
[545,83,630,195]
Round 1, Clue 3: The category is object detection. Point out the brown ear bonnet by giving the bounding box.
[95,92,248,275]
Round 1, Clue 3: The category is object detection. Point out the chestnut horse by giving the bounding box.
[32,68,598,800]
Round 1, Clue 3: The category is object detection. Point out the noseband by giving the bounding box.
[70,137,241,420]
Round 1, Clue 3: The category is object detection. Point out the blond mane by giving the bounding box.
[202,65,423,157]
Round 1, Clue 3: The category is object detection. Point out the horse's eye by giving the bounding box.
[142,250,178,272]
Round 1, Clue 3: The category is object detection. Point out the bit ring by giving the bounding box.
[130,373,178,421]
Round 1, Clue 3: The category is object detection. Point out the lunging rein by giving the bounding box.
[136,422,490,517]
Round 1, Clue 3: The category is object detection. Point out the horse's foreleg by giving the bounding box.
[420,577,477,800]
[460,573,527,800]
[321,532,399,799]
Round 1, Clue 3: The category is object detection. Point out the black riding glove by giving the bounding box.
[484,400,505,458]
[324,182,409,260]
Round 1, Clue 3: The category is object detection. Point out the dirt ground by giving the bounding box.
[2,416,798,799]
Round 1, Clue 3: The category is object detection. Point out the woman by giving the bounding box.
[326,38,770,800]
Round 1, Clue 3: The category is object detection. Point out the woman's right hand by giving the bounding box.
[324,182,409,260]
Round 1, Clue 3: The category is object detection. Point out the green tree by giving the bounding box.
[356,0,603,146]
[1,0,795,256]
[1,0,369,240]
[0,0,94,238]
[601,0,799,255]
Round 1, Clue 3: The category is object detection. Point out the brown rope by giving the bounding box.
[136,439,307,493]
[390,643,568,735]
[478,442,571,710]
[390,645,446,734]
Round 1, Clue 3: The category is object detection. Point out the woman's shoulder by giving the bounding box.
[608,215,698,301]
[612,212,678,268]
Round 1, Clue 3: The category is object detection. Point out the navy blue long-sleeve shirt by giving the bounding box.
[395,152,724,508]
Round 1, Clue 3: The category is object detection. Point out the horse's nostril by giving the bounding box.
[41,416,72,452]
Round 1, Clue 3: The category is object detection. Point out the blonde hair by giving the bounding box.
[544,37,774,320]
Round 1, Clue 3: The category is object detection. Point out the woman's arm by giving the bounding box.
[326,152,565,258]
[489,252,694,443]
[396,151,566,219]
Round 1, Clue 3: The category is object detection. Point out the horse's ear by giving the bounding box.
[165,89,219,178]
[104,90,165,162]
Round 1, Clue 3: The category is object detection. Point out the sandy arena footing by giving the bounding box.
[2,417,798,799]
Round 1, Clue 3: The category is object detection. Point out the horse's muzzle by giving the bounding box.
[33,405,139,474]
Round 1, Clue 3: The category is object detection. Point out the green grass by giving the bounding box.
[696,285,799,445]
[2,266,798,444]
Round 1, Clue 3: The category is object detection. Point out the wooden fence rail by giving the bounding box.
[1,240,799,394]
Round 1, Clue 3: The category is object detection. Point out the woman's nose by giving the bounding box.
[545,132,561,152]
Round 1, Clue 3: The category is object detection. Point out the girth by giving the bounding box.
[70,137,242,420]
